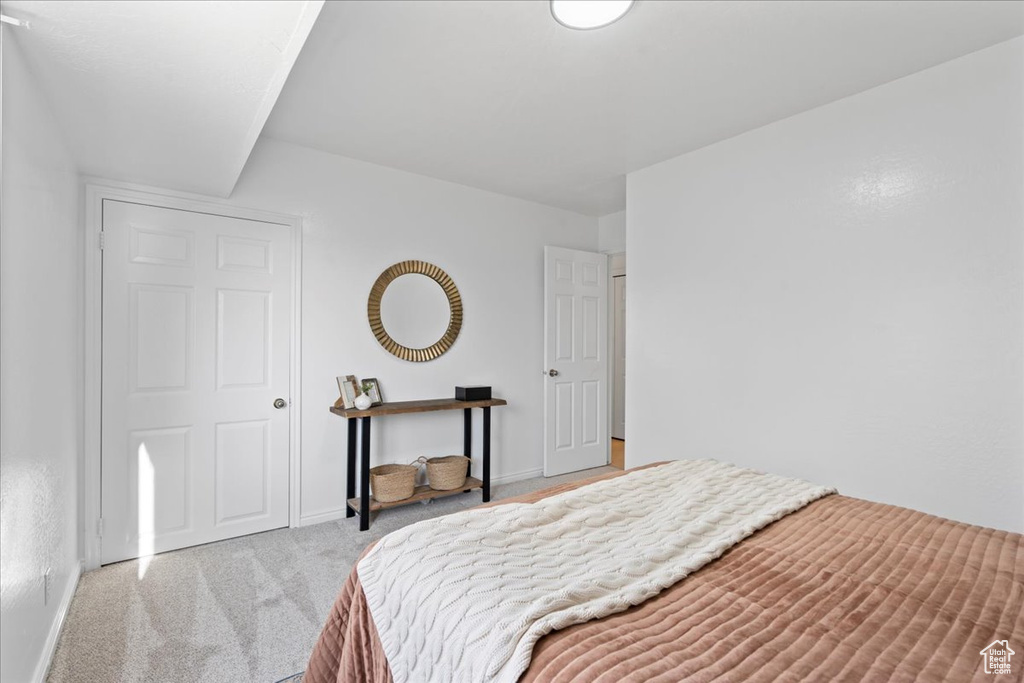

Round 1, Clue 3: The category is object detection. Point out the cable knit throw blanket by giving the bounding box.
[356,459,836,683]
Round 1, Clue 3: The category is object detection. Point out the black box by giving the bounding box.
[455,385,492,401]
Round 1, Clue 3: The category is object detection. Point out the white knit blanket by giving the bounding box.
[357,459,836,683]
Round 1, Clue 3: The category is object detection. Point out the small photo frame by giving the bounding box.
[336,375,360,409]
[362,377,384,406]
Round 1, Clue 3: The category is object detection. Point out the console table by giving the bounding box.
[330,397,507,530]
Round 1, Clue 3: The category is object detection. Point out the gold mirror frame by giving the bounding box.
[367,260,463,362]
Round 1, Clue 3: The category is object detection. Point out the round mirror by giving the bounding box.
[368,261,463,362]
[380,274,449,349]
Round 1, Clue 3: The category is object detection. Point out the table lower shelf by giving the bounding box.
[347,476,484,513]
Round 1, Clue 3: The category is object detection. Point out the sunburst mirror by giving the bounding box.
[367,260,463,362]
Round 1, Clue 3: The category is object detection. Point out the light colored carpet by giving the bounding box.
[47,466,616,683]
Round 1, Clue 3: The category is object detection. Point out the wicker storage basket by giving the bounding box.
[423,455,470,491]
[369,463,417,503]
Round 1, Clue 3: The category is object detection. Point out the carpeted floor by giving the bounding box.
[47,466,615,683]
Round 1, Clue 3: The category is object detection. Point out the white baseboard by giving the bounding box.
[32,560,82,683]
[300,507,350,527]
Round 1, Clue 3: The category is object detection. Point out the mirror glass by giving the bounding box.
[380,273,451,349]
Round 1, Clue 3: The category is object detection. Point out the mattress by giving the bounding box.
[305,464,1023,682]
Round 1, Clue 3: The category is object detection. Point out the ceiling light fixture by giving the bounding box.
[551,0,634,30]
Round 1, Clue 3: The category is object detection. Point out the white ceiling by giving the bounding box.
[263,0,1024,216]
[2,0,323,197]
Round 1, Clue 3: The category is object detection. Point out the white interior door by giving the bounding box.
[612,275,626,440]
[543,246,608,476]
[101,200,292,565]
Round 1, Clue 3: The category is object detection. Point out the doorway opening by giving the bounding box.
[610,253,625,469]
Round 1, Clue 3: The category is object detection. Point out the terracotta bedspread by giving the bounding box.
[305,466,1023,682]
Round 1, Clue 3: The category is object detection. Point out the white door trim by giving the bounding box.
[83,181,303,570]
[607,252,626,447]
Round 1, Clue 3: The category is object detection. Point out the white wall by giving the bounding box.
[598,210,626,254]
[229,139,598,523]
[1,32,83,682]
[626,37,1023,532]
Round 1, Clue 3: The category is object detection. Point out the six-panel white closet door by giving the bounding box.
[100,200,292,564]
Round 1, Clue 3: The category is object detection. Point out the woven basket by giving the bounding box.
[369,463,417,503]
[420,455,470,491]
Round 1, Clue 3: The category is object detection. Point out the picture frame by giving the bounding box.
[362,377,384,406]
[336,375,360,410]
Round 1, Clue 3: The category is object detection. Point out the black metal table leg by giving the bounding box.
[360,416,372,531]
[482,407,491,502]
[346,418,357,518]
[463,408,472,489]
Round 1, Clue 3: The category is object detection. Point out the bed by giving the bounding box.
[305,462,1023,682]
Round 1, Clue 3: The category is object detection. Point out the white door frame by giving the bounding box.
[83,181,303,570]
[608,252,626,446]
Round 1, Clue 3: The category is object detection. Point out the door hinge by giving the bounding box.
[96,517,104,537]
[98,232,105,250]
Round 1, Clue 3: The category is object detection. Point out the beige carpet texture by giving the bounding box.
[47,466,616,683]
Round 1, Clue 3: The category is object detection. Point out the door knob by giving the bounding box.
[547,369,559,377]
[273,398,288,409]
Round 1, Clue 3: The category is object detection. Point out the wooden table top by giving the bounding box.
[330,397,507,418]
